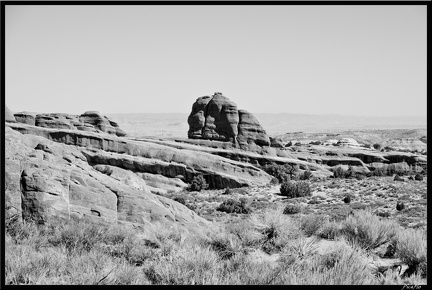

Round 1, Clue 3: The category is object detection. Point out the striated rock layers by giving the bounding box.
[13,110,126,137]
[5,126,210,234]
[187,92,270,147]
[5,118,272,231]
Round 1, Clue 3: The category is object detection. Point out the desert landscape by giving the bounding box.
[4,92,427,285]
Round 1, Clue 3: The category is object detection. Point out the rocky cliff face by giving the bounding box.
[187,92,270,147]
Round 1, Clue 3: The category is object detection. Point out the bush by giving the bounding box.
[280,181,311,199]
[216,198,252,214]
[299,214,329,236]
[332,167,346,178]
[222,187,231,195]
[173,196,186,205]
[375,210,390,218]
[373,143,381,150]
[187,175,208,192]
[355,173,366,180]
[394,228,427,277]
[414,174,423,181]
[396,201,405,211]
[283,204,303,215]
[262,163,298,183]
[343,195,352,204]
[300,170,313,180]
[317,221,342,240]
[372,167,387,177]
[394,174,404,182]
[340,209,400,250]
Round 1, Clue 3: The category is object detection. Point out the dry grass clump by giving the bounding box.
[299,214,329,237]
[393,228,427,277]
[5,203,427,285]
[340,209,400,251]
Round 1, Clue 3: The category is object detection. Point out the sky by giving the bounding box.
[5,5,427,116]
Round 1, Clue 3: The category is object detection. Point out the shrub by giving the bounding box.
[299,214,329,236]
[187,175,208,192]
[317,221,342,240]
[340,209,400,250]
[262,163,298,183]
[173,196,186,205]
[375,211,390,218]
[300,170,313,180]
[394,228,427,277]
[355,173,366,180]
[247,208,303,254]
[283,204,303,215]
[396,201,405,211]
[394,174,404,182]
[345,166,354,178]
[216,198,252,214]
[414,174,423,181]
[373,143,381,150]
[308,197,321,205]
[372,167,387,177]
[343,195,352,204]
[280,181,311,199]
[222,187,231,195]
[332,167,346,178]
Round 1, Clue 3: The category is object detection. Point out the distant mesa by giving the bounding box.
[187,92,270,147]
[11,110,127,137]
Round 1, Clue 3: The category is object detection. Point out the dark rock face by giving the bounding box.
[30,111,127,137]
[187,92,270,147]
[5,106,16,122]
[187,96,212,139]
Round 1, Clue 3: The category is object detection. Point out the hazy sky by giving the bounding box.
[5,5,426,116]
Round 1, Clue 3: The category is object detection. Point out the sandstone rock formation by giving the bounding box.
[14,112,36,125]
[5,105,16,122]
[11,111,127,137]
[5,126,210,233]
[187,92,270,147]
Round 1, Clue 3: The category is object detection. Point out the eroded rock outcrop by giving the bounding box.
[187,92,270,147]
[5,126,210,233]
[14,112,36,126]
[12,111,128,137]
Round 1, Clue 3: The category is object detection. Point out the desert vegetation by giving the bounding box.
[5,202,427,285]
[5,99,427,285]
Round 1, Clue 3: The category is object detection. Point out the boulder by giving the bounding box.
[5,106,16,122]
[187,92,270,148]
